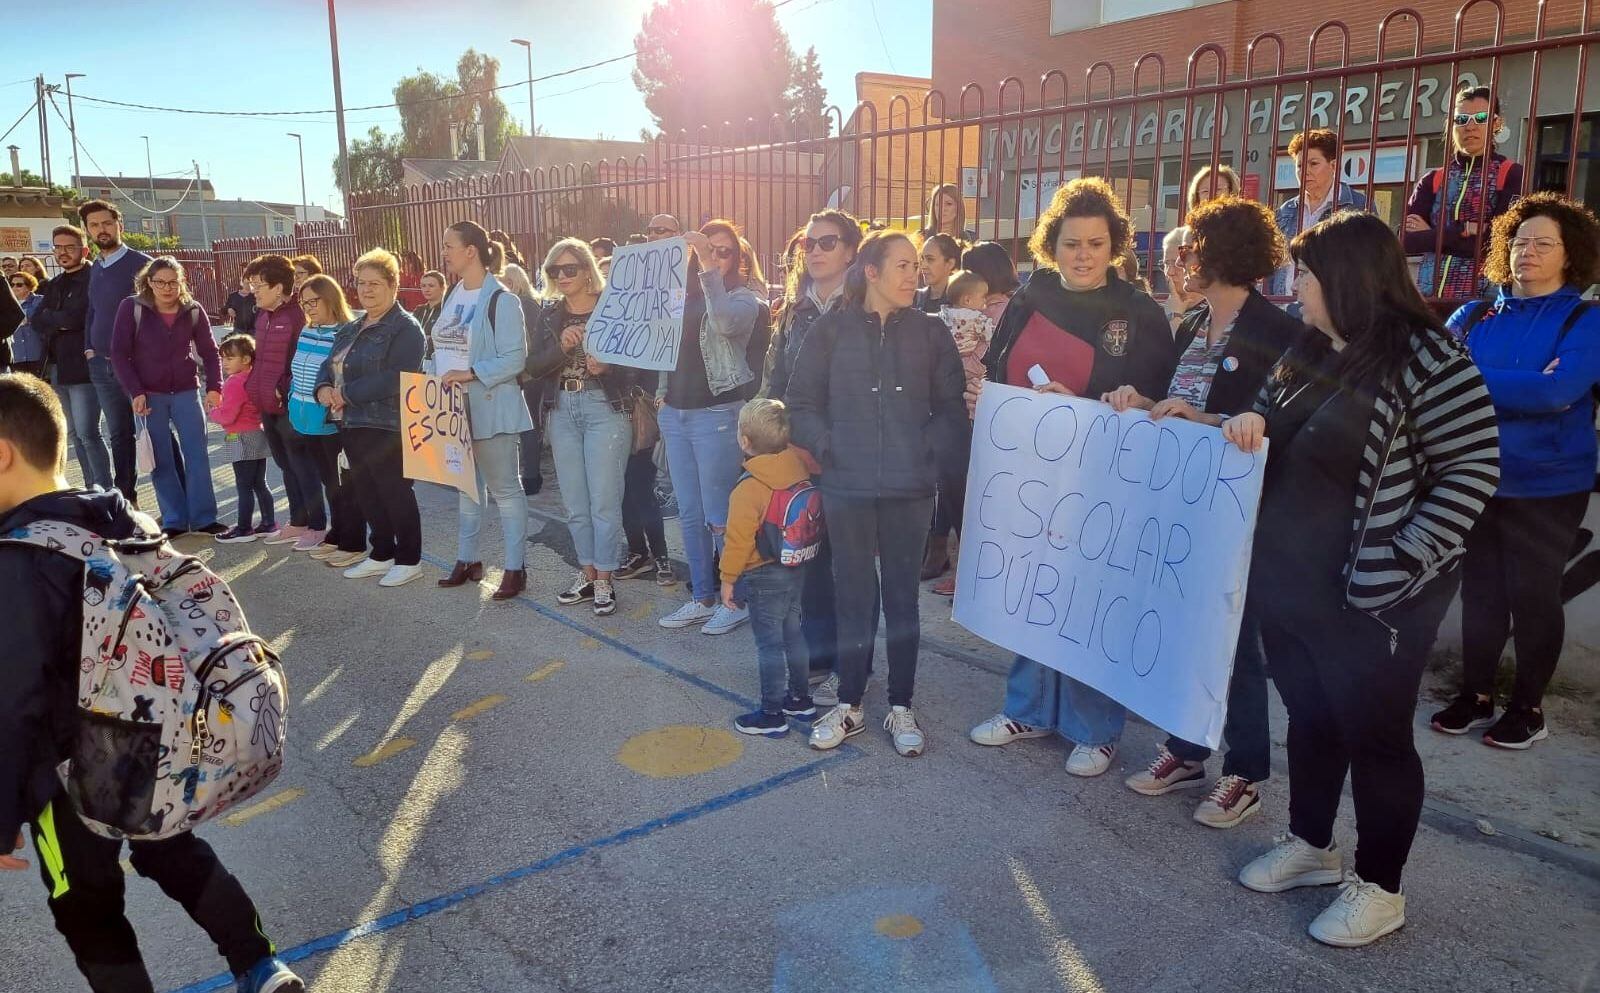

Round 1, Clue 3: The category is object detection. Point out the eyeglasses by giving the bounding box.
[149,278,181,289]
[647,226,679,236]
[300,297,323,309]
[544,263,584,280]
[803,235,842,253]
[1510,236,1563,254]
[9,280,28,289]
[709,246,738,260]
[1453,111,1491,126]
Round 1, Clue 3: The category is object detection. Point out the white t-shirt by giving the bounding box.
[431,283,483,376]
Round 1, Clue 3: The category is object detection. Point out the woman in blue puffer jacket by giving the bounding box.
[1432,192,1600,749]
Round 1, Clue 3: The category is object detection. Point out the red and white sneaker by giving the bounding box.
[1124,746,1207,796]
[969,713,1051,747]
[1194,774,1262,829]
[1065,742,1117,777]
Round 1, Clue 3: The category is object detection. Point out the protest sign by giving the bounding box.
[584,236,690,371]
[952,384,1268,747]
[400,372,478,503]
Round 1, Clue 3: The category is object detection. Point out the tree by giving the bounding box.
[120,232,181,251]
[0,169,80,202]
[632,0,830,141]
[393,49,521,161]
[336,125,405,195]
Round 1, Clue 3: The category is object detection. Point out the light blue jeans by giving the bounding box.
[1001,656,1127,747]
[144,390,218,530]
[548,389,630,571]
[458,432,528,570]
[658,401,745,601]
[54,382,113,490]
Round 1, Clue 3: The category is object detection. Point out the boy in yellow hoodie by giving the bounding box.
[723,399,818,736]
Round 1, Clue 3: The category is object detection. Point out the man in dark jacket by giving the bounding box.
[31,224,113,490]
[0,376,304,993]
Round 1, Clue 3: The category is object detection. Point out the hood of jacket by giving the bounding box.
[0,487,141,540]
[743,445,811,491]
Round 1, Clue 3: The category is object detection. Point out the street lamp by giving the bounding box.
[286,132,308,222]
[64,73,84,190]
[327,0,352,208]
[511,39,535,140]
[140,135,155,225]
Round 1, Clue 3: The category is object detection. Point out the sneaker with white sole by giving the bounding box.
[592,579,617,616]
[556,573,594,605]
[1238,832,1344,893]
[811,672,839,707]
[702,603,749,636]
[378,563,424,587]
[969,713,1051,747]
[1065,742,1117,777]
[734,709,789,737]
[885,706,926,757]
[1193,774,1262,829]
[212,526,258,544]
[1125,745,1207,796]
[659,600,716,629]
[343,557,391,580]
[309,543,342,560]
[263,525,304,546]
[326,549,367,568]
[809,704,865,750]
[1308,874,1406,947]
[292,528,328,552]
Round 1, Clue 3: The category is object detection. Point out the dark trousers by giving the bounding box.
[1460,492,1590,711]
[622,449,668,560]
[931,440,970,537]
[827,494,933,709]
[329,437,368,553]
[1261,575,1456,893]
[27,793,273,993]
[1166,610,1272,782]
[261,412,314,528]
[282,429,339,532]
[230,458,275,531]
[803,534,842,676]
[520,380,547,491]
[343,426,421,566]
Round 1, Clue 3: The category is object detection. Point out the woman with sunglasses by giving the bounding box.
[655,219,771,636]
[1404,85,1525,299]
[7,271,44,377]
[526,238,635,615]
[432,221,534,601]
[285,274,363,561]
[1431,192,1600,749]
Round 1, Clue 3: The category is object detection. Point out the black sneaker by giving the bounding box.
[734,709,789,737]
[193,522,230,536]
[1483,707,1549,750]
[654,559,677,586]
[1430,695,1495,735]
[782,694,817,720]
[556,574,595,606]
[163,527,190,540]
[615,552,655,580]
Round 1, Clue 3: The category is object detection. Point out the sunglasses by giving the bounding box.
[9,280,28,288]
[1453,111,1491,126]
[647,226,678,236]
[803,235,842,253]
[545,263,584,280]
[709,246,738,260]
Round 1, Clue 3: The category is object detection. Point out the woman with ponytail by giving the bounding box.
[433,220,535,601]
[787,230,968,757]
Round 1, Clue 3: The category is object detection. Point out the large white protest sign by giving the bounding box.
[952,384,1268,748]
[584,236,690,371]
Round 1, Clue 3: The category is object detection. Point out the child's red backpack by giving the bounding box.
[746,475,826,566]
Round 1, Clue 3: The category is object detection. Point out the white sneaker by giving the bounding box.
[378,563,424,587]
[809,704,865,750]
[1308,874,1406,947]
[1065,742,1117,777]
[659,600,716,629]
[343,557,391,580]
[969,713,1051,747]
[811,672,839,707]
[702,603,749,636]
[1238,832,1344,893]
[1125,745,1207,796]
[885,706,925,757]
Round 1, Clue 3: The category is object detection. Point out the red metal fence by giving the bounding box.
[184,0,1598,313]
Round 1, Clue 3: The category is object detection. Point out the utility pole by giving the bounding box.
[327,0,353,208]
[35,76,52,185]
[287,132,308,222]
[511,39,535,138]
[64,73,84,190]
[194,161,210,248]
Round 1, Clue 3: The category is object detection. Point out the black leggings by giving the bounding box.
[1460,492,1589,710]
[230,458,275,531]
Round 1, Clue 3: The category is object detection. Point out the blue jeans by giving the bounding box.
[87,355,135,499]
[745,563,810,710]
[458,432,528,570]
[53,381,112,490]
[658,402,745,601]
[547,389,630,571]
[143,391,217,530]
[1002,657,1126,746]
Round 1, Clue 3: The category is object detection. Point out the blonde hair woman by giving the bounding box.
[109,257,225,536]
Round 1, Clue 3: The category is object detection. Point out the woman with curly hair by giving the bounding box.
[963,177,1178,776]
[1430,191,1600,748]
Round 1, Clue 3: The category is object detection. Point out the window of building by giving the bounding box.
[1051,0,1228,33]
[1534,113,1599,211]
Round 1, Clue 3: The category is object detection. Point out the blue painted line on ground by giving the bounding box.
[165,747,859,993]
[419,550,758,710]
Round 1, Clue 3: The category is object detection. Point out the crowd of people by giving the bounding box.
[1,82,1598,992]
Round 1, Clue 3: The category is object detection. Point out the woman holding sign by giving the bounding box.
[964,177,1178,775]
[433,221,535,601]
[1223,212,1499,947]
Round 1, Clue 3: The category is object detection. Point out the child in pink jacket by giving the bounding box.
[207,335,277,542]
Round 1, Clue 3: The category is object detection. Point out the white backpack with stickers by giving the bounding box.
[1,515,288,840]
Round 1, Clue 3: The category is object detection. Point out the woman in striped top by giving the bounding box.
[1223,211,1499,948]
[286,274,362,560]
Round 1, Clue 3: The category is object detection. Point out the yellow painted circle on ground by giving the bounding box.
[874,915,924,940]
[616,725,744,779]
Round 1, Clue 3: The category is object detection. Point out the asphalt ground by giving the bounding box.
[2,452,1597,993]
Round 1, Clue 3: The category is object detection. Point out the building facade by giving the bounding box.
[72,175,337,249]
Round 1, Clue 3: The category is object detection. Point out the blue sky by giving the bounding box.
[7,0,929,215]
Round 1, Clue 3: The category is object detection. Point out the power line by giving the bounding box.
[45,92,199,214]
[0,96,39,145]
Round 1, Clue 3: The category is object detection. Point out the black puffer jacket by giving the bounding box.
[765,286,843,401]
[787,303,968,500]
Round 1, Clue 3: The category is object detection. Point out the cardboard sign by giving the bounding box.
[400,373,478,502]
[584,236,690,371]
[952,384,1268,748]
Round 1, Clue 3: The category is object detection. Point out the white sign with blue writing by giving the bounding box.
[584,236,690,371]
[952,384,1268,748]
